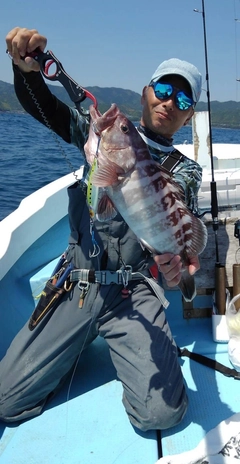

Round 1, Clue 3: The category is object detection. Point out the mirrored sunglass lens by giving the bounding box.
[176,91,193,110]
[154,82,173,99]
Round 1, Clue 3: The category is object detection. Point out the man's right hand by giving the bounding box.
[154,253,200,288]
[6,27,47,73]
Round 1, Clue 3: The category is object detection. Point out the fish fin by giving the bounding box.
[178,270,196,302]
[139,238,159,255]
[96,194,117,221]
[92,161,125,187]
[187,216,208,256]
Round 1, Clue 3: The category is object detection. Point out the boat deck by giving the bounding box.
[0,335,158,464]
[161,297,239,458]
[1,291,239,463]
[0,216,240,463]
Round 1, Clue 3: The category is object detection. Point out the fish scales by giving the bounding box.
[84,103,208,301]
[107,162,193,255]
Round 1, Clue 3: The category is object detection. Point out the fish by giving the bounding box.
[84,103,208,301]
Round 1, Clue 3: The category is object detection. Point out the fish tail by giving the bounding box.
[178,270,196,302]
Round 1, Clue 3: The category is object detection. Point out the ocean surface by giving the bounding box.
[0,111,240,220]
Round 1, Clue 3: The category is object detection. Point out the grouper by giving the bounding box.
[84,103,208,301]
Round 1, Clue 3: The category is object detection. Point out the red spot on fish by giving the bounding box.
[182,222,192,233]
[166,211,179,227]
[144,165,169,194]
[175,229,183,239]
[161,192,175,211]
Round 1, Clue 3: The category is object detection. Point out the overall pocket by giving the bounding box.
[28,281,67,330]
[28,260,73,331]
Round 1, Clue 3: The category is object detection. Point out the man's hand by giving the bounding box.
[154,253,200,287]
[6,27,47,73]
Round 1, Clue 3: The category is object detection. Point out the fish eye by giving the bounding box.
[121,124,129,133]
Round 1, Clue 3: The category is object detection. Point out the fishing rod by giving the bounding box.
[194,1,226,315]
[194,0,219,263]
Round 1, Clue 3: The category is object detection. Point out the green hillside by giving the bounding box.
[1,79,240,128]
[0,80,142,120]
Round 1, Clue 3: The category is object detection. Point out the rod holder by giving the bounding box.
[215,263,226,315]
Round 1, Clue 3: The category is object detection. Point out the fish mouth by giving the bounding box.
[101,142,128,152]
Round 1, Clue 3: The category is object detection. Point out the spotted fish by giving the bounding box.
[84,104,208,301]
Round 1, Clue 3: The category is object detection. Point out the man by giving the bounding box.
[0,27,202,431]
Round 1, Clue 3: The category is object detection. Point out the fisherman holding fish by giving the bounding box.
[0,27,204,432]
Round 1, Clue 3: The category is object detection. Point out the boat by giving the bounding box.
[0,166,161,463]
[1,1,240,455]
[175,111,240,217]
[1,114,240,463]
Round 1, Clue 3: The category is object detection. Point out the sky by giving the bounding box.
[1,0,240,102]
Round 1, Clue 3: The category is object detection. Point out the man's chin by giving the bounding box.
[152,121,172,138]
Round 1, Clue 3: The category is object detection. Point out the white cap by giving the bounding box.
[150,58,202,103]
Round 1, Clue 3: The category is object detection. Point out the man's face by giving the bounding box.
[140,74,194,139]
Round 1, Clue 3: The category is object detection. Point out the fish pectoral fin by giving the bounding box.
[96,194,117,221]
[178,269,196,302]
[92,161,124,187]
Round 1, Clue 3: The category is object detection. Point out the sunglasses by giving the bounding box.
[149,81,194,111]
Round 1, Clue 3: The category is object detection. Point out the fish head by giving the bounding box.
[88,103,147,172]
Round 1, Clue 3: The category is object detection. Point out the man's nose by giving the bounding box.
[162,95,175,110]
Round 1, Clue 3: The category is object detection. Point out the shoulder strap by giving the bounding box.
[67,180,87,244]
[178,347,240,380]
[161,149,184,173]
[137,127,184,173]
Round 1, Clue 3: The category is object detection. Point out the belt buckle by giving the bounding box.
[94,268,132,285]
[106,271,120,285]
[95,271,120,285]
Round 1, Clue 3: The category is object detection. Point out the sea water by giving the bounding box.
[0,111,240,220]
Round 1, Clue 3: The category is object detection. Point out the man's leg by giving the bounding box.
[97,280,188,431]
[0,283,100,422]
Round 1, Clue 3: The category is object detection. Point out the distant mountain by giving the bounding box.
[195,100,240,128]
[0,80,24,112]
[0,79,142,120]
[1,79,240,128]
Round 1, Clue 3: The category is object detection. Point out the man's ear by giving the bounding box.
[183,108,194,126]
[141,86,148,105]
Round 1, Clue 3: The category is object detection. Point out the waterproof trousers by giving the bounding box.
[0,279,188,431]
